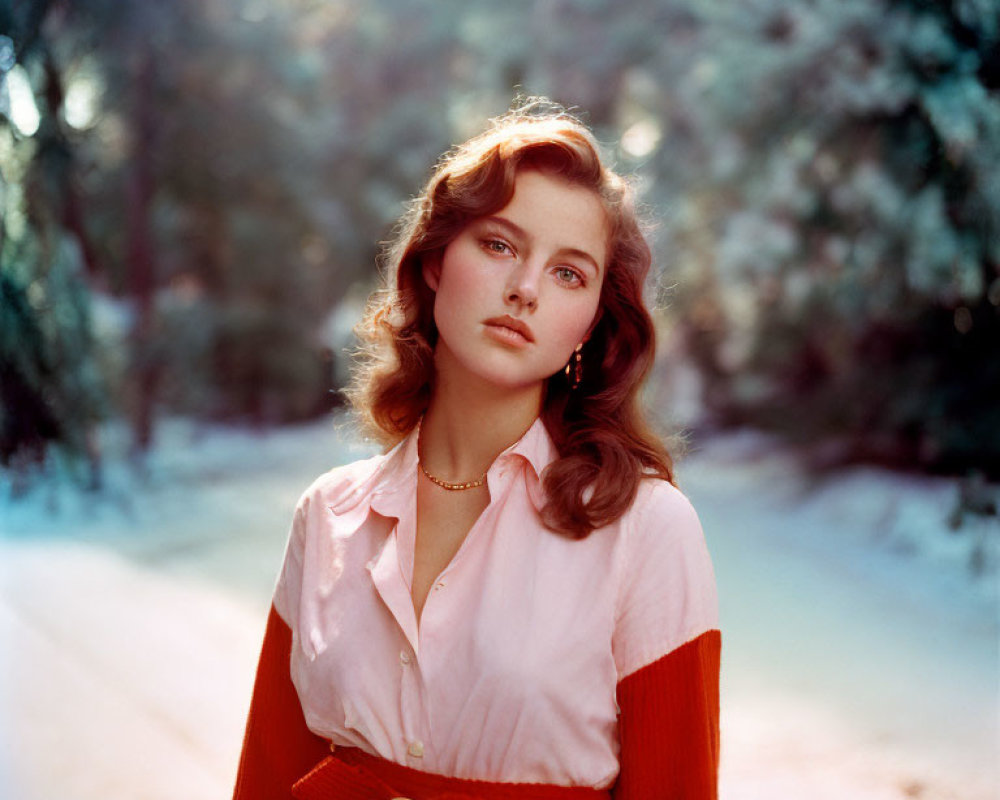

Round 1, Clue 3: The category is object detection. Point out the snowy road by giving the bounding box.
[1,418,996,799]
[682,435,998,800]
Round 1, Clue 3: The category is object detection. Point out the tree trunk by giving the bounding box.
[128,51,159,456]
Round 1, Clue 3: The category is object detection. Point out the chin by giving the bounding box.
[481,374,545,393]
[437,342,555,393]
[464,364,548,393]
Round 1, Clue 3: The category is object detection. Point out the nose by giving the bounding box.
[504,262,539,310]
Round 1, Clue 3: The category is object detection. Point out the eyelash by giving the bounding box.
[482,238,512,256]
[480,237,587,288]
[555,266,585,287]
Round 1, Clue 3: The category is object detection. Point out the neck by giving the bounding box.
[419,363,543,483]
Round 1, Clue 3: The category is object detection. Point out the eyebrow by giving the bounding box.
[479,215,603,275]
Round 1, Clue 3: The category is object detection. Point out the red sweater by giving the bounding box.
[233,605,720,799]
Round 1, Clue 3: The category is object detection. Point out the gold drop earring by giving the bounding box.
[564,343,583,390]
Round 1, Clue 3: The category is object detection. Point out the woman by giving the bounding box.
[233,101,720,799]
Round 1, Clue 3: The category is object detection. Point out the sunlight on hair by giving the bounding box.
[5,64,39,136]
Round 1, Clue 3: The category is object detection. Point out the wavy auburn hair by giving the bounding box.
[347,101,673,538]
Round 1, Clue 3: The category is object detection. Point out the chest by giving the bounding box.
[288,488,625,784]
[411,481,489,623]
[304,500,621,706]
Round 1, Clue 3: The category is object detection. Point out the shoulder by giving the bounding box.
[274,451,389,625]
[284,451,391,551]
[621,477,705,552]
[612,477,717,679]
[631,476,700,519]
[294,452,387,516]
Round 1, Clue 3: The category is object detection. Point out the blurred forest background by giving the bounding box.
[1,0,998,491]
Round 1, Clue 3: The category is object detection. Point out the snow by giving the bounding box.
[681,430,998,800]
[1,415,997,800]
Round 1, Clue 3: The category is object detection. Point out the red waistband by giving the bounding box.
[291,746,612,800]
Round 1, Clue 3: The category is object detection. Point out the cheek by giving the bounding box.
[432,252,487,332]
[548,297,601,357]
[438,260,481,304]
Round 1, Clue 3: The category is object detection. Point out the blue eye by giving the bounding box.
[555,266,584,286]
[483,238,512,255]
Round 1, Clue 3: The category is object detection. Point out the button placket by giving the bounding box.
[406,739,424,758]
[398,638,425,765]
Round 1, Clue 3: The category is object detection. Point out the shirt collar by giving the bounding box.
[356,416,558,521]
[495,415,558,483]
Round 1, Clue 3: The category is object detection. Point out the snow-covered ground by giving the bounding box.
[1,415,996,800]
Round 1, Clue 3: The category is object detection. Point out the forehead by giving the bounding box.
[494,170,609,272]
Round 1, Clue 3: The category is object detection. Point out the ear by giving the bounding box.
[421,251,442,292]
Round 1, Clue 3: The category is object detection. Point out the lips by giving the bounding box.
[484,314,535,343]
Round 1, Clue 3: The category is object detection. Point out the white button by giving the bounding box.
[407,739,424,758]
[399,650,411,665]
[434,582,445,591]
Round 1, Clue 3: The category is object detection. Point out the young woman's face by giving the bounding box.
[423,169,608,394]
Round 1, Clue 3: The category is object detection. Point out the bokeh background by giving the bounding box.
[1,1,997,799]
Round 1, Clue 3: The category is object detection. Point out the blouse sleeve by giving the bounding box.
[611,480,721,799]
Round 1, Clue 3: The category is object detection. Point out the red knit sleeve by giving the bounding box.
[612,629,721,800]
[232,604,332,800]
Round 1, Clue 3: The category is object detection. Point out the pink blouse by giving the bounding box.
[272,418,717,789]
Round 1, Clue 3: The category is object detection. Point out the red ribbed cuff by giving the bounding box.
[613,629,721,799]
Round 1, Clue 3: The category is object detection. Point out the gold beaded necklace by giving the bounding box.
[416,422,488,490]
[418,460,487,491]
